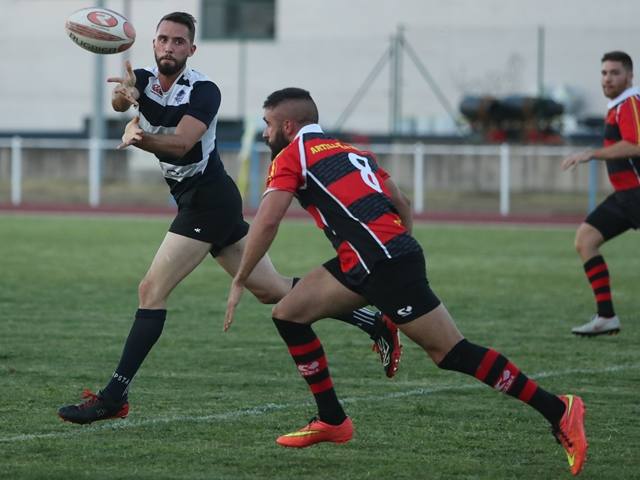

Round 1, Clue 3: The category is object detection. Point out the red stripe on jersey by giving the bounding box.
[475,349,499,381]
[288,338,322,356]
[337,241,361,273]
[518,380,538,402]
[369,213,407,245]
[265,141,304,193]
[586,263,607,278]
[309,377,334,394]
[330,170,386,210]
[307,205,327,229]
[624,96,640,144]
[596,292,612,302]
[590,277,610,290]
[609,170,640,190]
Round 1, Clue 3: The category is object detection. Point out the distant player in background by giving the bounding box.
[224,87,588,476]
[57,12,400,425]
[562,51,640,336]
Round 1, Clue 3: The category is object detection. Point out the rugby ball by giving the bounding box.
[65,7,135,54]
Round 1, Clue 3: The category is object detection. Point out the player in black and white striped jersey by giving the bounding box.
[57,11,400,426]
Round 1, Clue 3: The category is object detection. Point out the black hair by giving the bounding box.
[601,51,633,71]
[157,12,196,43]
[263,88,319,123]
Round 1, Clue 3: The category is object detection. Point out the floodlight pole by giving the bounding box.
[89,0,106,207]
[537,25,545,96]
[389,25,404,134]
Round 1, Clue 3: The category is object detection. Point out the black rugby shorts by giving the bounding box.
[169,173,250,256]
[585,188,640,240]
[324,252,441,324]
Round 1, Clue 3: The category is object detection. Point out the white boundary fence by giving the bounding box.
[0,137,600,215]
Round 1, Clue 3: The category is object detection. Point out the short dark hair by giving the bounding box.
[263,88,319,124]
[157,12,196,43]
[601,51,633,71]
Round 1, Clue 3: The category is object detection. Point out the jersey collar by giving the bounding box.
[150,66,192,89]
[294,123,323,139]
[607,86,640,109]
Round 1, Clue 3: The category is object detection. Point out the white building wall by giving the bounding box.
[2,0,640,134]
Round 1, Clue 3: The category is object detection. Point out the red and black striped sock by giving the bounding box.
[273,318,346,425]
[584,255,615,318]
[438,339,565,425]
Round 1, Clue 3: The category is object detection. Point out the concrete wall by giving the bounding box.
[3,0,640,135]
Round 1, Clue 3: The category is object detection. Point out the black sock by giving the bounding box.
[584,255,615,317]
[102,309,166,401]
[272,317,346,425]
[332,308,378,337]
[438,339,566,425]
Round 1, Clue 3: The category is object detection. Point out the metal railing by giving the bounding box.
[0,136,600,215]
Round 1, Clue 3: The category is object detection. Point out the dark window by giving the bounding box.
[201,0,276,40]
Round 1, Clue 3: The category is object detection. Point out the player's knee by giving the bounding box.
[574,236,586,255]
[271,303,286,320]
[250,286,281,305]
[574,235,596,257]
[138,277,162,307]
[271,303,316,324]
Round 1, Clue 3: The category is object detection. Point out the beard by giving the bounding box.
[267,129,290,160]
[155,54,187,76]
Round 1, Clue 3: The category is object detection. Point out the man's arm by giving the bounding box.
[385,177,413,234]
[562,140,640,170]
[224,190,294,331]
[118,114,207,158]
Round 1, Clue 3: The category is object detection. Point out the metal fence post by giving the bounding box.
[413,143,425,213]
[588,159,598,213]
[89,138,101,207]
[11,136,22,206]
[499,143,510,216]
[249,144,261,209]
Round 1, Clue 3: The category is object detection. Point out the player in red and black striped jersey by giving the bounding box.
[225,88,587,475]
[264,124,423,285]
[562,51,640,336]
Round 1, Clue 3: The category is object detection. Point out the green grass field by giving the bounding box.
[1,214,639,479]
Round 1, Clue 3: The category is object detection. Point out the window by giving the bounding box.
[201,0,276,40]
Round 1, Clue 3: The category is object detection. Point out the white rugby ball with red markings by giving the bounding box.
[65,7,135,54]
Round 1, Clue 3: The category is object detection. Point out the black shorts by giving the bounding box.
[323,252,441,324]
[169,173,250,256]
[585,188,640,240]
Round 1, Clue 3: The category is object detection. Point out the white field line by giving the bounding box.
[1,363,638,444]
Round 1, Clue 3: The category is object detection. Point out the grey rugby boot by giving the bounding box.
[571,315,621,336]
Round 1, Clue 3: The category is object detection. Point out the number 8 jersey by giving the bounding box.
[265,124,422,284]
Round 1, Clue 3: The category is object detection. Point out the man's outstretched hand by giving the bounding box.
[117,116,143,149]
[561,150,593,170]
[224,278,245,332]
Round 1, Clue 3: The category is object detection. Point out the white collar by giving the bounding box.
[607,86,640,109]
[294,123,323,139]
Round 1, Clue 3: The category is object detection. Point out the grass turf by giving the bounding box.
[1,214,638,479]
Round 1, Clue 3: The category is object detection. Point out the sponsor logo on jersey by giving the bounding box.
[175,89,186,103]
[194,228,201,233]
[151,83,163,97]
